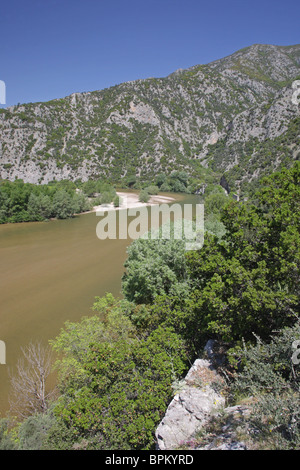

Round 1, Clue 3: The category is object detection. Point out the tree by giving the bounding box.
[0,419,16,450]
[0,189,10,223]
[0,180,92,223]
[48,294,188,450]
[160,182,171,192]
[204,213,226,240]
[139,189,150,203]
[17,413,55,450]
[113,195,122,207]
[155,173,167,188]
[27,193,52,220]
[72,192,91,213]
[100,191,113,205]
[145,185,159,195]
[8,342,56,420]
[82,180,98,197]
[51,328,187,449]
[50,293,136,392]
[52,190,75,219]
[185,163,300,343]
[169,170,190,192]
[122,234,189,304]
[204,191,228,215]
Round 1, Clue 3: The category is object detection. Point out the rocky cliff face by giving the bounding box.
[155,341,251,451]
[155,357,226,450]
[0,44,299,191]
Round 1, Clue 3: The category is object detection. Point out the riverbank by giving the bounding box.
[91,191,176,213]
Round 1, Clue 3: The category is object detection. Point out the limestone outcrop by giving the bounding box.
[155,341,250,450]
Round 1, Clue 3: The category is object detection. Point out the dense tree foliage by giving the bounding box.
[0,178,118,223]
[45,294,188,450]
[122,233,189,304]
[186,163,300,343]
[0,179,89,223]
[138,189,150,203]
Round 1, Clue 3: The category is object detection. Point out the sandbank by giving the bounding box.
[92,192,176,212]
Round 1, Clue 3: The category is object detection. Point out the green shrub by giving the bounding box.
[52,190,75,219]
[0,419,16,450]
[231,321,300,449]
[100,191,113,205]
[145,185,159,195]
[49,294,188,450]
[113,195,122,207]
[139,189,150,203]
[186,163,300,343]
[18,413,55,450]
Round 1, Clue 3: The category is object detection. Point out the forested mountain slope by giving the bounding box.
[0,43,299,195]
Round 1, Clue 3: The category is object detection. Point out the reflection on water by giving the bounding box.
[0,193,200,415]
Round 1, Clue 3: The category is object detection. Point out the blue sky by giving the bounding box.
[1,0,299,107]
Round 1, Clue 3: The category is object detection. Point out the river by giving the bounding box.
[0,192,200,416]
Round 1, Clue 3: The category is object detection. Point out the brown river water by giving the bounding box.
[0,192,199,416]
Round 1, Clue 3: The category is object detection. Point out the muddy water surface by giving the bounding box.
[0,193,198,415]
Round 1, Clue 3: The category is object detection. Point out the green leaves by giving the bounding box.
[122,235,189,304]
[230,322,300,449]
[186,163,300,343]
[0,179,92,223]
[50,293,188,449]
[138,189,150,203]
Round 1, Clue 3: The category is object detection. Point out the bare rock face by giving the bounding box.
[155,353,226,450]
[156,340,251,451]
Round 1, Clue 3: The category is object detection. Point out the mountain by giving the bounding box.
[0,43,299,195]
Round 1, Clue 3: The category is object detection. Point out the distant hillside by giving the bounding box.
[0,43,299,196]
